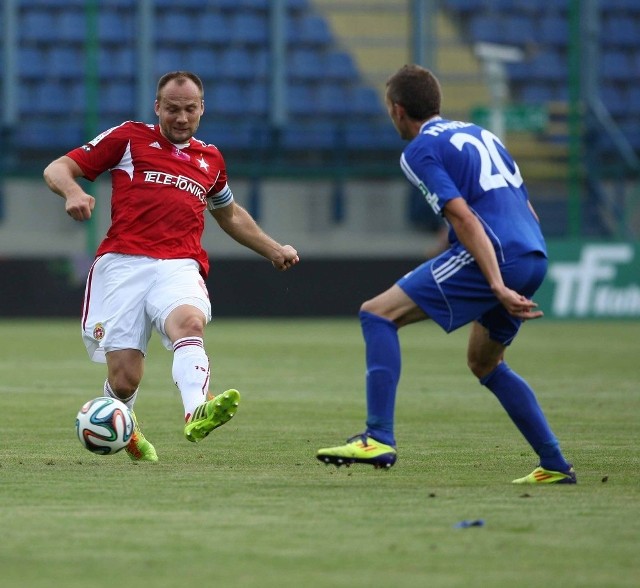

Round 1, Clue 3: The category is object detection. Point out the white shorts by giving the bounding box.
[82,254,212,363]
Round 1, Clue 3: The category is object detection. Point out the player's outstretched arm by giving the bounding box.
[211,202,299,271]
[43,156,95,221]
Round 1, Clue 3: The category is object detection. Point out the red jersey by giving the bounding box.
[67,121,230,277]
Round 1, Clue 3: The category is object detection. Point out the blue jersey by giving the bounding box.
[400,117,546,261]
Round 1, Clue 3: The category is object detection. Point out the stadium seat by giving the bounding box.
[528,50,566,82]
[288,14,333,47]
[601,86,627,118]
[154,47,183,77]
[349,86,384,116]
[20,10,58,43]
[520,83,556,104]
[602,17,638,48]
[98,10,134,44]
[289,48,324,81]
[325,51,358,81]
[57,11,86,44]
[468,15,504,44]
[48,47,85,79]
[184,48,219,80]
[219,47,260,81]
[210,83,247,116]
[101,82,135,115]
[18,46,47,79]
[539,15,569,46]
[98,47,135,79]
[228,13,269,46]
[195,12,232,47]
[14,119,84,150]
[286,83,316,116]
[35,80,85,115]
[281,120,339,150]
[315,83,350,117]
[155,11,194,43]
[245,83,269,117]
[600,51,632,82]
[502,15,536,46]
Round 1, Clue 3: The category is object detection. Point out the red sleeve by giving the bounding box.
[66,123,131,181]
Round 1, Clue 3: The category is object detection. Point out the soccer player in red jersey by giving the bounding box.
[44,71,299,461]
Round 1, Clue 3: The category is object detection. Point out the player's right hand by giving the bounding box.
[65,192,96,221]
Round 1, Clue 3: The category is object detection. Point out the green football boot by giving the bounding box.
[184,389,241,443]
[125,410,158,462]
[317,434,397,469]
[512,465,577,484]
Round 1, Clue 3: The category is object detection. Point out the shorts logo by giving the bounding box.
[93,323,105,341]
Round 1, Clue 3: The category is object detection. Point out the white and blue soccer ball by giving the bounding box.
[76,397,134,455]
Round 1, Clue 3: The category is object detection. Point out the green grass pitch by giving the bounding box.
[0,318,638,588]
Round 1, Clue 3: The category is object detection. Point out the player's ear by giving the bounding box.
[154,100,160,116]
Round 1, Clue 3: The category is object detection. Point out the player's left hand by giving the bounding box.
[272,245,299,271]
[496,287,543,320]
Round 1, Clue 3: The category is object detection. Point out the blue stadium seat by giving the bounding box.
[218,47,260,81]
[35,80,85,115]
[184,48,218,80]
[601,86,627,117]
[468,15,504,44]
[528,50,566,82]
[325,51,358,81]
[48,47,85,79]
[281,120,338,150]
[15,119,84,150]
[154,47,184,77]
[520,83,556,104]
[539,15,569,46]
[197,120,257,150]
[98,10,134,44]
[18,46,47,79]
[195,12,232,46]
[603,17,638,48]
[228,12,269,46]
[600,51,632,82]
[286,83,316,116]
[21,10,58,43]
[98,47,135,79]
[57,10,86,43]
[245,83,269,117]
[288,14,332,47]
[315,83,350,117]
[502,15,535,45]
[155,11,194,43]
[349,86,383,116]
[210,83,247,116]
[344,121,404,151]
[101,82,135,115]
[289,48,324,81]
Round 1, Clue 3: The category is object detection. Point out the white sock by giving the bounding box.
[104,379,138,410]
[172,337,210,421]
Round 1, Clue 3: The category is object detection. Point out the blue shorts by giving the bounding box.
[397,249,547,345]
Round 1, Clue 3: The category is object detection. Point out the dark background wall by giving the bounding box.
[0,257,422,318]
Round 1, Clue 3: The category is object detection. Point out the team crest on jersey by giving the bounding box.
[93,323,105,341]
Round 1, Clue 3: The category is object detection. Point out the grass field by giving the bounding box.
[0,318,638,588]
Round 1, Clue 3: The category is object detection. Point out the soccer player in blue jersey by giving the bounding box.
[317,64,576,484]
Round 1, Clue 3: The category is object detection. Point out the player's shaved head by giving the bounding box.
[386,64,441,121]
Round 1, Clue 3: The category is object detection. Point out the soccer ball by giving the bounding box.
[76,397,134,455]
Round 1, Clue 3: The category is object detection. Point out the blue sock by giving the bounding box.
[360,311,400,447]
[480,362,570,472]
